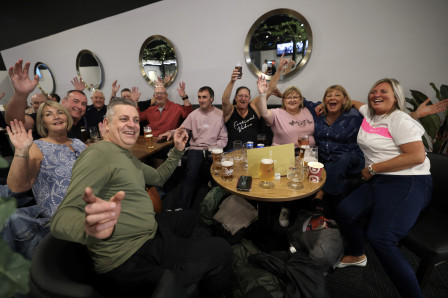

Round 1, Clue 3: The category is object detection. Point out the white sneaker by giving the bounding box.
[279,207,290,227]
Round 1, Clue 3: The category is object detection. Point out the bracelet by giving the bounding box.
[14,154,29,159]
[182,95,189,100]
[260,93,266,96]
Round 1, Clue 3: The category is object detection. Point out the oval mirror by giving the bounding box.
[244,8,313,81]
[139,35,178,88]
[76,49,103,91]
[34,62,55,95]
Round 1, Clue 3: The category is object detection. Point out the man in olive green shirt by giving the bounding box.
[51,98,232,297]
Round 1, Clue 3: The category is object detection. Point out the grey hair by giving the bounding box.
[368,78,405,118]
[105,97,137,121]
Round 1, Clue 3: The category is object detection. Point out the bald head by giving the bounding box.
[31,93,47,113]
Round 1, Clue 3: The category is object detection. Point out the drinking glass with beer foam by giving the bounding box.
[259,158,275,189]
[220,155,234,182]
[211,147,223,175]
[145,134,155,149]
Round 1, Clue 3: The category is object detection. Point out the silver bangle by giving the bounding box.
[14,154,29,159]
[260,93,267,96]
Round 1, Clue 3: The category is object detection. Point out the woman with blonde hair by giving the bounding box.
[3,100,86,259]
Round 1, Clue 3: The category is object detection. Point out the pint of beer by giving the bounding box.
[220,156,234,182]
[259,158,275,182]
[211,148,223,174]
[145,134,154,149]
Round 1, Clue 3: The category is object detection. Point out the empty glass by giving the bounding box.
[287,157,305,190]
[233,140,243,161]
[89,127,100,140]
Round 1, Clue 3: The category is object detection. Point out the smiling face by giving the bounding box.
[62,91,87,123]
[154,86,168,107]
[42,106,68,133]
[235,88,250,110]
[282,92,302,113]
[323,89,346,115]
[104,104,140,150]
[198,90,214,111]
[91,90,105,110]
[31,94,47,112]
[368,82,397,115]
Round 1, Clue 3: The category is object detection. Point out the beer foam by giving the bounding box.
[145,134,153,138]
[212,148,223,154]
[221,160,233,167]
[261,158,274,164]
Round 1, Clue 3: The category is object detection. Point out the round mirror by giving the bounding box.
[76,49,103,91]
[34,62,55,95]
[244,8,313,80]
[139,35,178,88]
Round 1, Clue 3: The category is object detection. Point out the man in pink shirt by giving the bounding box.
[161,86,228,209]
[138,83,193,136]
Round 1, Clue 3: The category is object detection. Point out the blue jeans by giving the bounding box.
[178,150,212,209]
[0,184,34,207]
[322,153,364,195]
[336,174,432,298]
[1,205,50,260]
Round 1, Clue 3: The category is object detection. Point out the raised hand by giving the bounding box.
[230,69,239,83]
[272,88,283,98]
[155,77,164,87]
[8,59,39,96]
[130,86,141,103]
[173,127,189,151]
[111,80,120,94]
[257,75,268,95]
[415,98,448,118]
[83,187,125,239]
[6,119,33,151]
[71,77,85,91]
[278,53,288,72]
[163,75,172,84]
[177,81,187,98]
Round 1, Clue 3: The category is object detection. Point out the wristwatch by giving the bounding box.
[368,164,377,175]
[181,95,189,100]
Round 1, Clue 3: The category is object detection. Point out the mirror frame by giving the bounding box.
[139,35,178,88]
[76,49,104,91]
[34,62,55,95]
[244,8,313,80]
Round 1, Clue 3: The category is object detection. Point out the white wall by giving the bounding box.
[1,0,448,107]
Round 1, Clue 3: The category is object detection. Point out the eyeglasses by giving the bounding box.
[237,95,250,99]
[285,96,301,101]
[154,92,167,96]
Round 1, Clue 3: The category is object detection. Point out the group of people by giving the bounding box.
[1,55,448,298]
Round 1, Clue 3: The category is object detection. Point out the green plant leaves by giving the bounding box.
[0,196,30,297]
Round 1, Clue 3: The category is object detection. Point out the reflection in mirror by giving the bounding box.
[244,9,313,80]
[76,50,103,91]
[34,62,55,95]
[139,35,178,87]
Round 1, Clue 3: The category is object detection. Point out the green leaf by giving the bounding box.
[429,82,441,101]
[0,157,9,169]
[419,115,440,139]
[405,97,418,111]
[410,90,429,105]
[422,135,430,151]
[440,84,448,100]
[0,240,31,297]
[0,197,17,228]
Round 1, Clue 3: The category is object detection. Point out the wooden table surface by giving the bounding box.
[85,136,174,160]
[211,151,326,202]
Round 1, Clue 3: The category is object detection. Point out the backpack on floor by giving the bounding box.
[288,209,344,272]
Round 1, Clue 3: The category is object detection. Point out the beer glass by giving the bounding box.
[298,135,309,147]
[287,157,304,190]
[233,140,243,162]
[303,145,318,173]
[257,134,267,146]
[211,147,223,175]
[89,126,100,141]
[259,158,275,189]
[144,126,152,137]
[220,155,234,182]
[145,134,154,149]
[235,61,242,79]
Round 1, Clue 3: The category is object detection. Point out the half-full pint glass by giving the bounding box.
[145,134,154,149]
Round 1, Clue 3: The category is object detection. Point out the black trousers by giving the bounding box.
[96,210,232,297]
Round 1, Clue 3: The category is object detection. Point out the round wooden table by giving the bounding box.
[210,152,326,202]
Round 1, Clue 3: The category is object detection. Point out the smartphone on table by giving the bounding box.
[237,176,252,192]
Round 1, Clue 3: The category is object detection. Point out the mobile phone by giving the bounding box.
[237,176,252,192]
[157,136,168,143]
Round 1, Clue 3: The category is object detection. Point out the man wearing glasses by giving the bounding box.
[137,84,192,137]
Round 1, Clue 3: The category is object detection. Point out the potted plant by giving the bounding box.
[0,156,30,297]
[406,83,448,153]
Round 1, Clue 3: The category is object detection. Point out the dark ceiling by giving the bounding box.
[0,0,161,70]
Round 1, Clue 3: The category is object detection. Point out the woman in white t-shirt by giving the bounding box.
[336,78,432,298]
